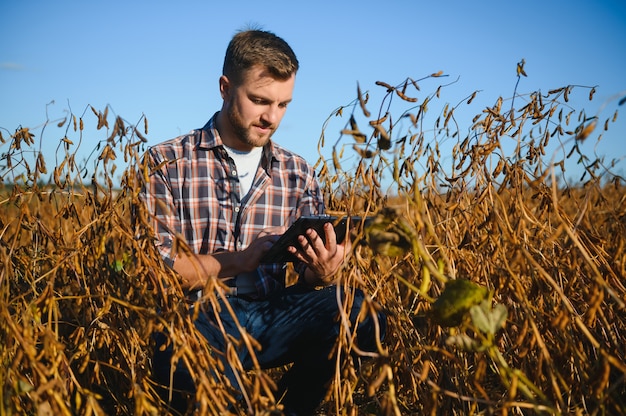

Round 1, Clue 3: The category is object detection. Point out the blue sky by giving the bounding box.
[1,0,625,185]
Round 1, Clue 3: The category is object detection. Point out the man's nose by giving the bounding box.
[262,105,281,125]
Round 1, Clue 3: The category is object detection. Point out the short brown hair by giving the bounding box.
[222,29,299,85]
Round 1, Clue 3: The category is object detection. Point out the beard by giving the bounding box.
[226,103,276,149]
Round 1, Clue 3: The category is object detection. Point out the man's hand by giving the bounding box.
[239,227,286,272]
[176,227,284,291]
[288,222,351,286]
[257,226,287,239]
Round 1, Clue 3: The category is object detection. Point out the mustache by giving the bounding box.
[254,121,276,131]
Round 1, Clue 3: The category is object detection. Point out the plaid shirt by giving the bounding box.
[141,113,324,297]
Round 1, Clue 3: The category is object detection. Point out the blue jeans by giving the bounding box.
[153,284,386,415]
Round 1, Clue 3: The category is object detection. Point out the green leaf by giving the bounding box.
[430,279,489,327]
[470,301,491,334]
[470,300,508,335]
[445,334,483,352]
[492,303,508,331]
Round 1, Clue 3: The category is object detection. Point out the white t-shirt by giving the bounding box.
[222,144,265,296]
[222,144,263,197]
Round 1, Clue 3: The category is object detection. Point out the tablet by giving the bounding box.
[260,215,372,264]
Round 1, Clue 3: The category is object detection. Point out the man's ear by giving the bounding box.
[219,75,230,100]
[220,75,233,100]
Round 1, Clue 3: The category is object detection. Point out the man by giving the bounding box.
[141,29,385,415]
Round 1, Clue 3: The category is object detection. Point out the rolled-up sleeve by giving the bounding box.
[140,149,178,267]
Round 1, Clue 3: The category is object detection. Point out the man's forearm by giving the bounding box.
[173,251,254,291]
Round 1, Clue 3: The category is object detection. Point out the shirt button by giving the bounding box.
[232,170,237,176]
[234,206,240,213]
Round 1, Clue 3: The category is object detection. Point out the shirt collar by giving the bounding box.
[198,112,277,172]
[197,112,223,150]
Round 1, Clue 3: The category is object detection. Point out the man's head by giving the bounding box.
[222,29,299,86]
[217,30,298,151]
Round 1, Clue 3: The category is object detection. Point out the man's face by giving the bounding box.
[219,65,295,151]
